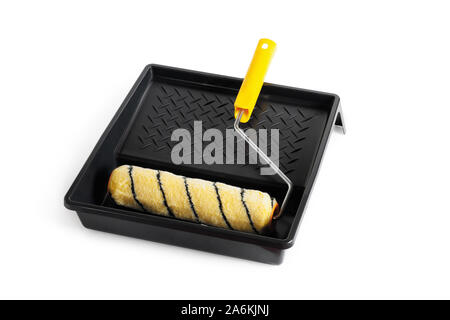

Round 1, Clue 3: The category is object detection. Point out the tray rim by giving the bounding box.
[64,64,341,250]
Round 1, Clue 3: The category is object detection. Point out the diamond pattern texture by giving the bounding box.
[117,79,329,187]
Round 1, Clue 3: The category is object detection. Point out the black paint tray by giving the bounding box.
[64,64,345,264]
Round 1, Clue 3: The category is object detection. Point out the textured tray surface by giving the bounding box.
[117,72,329,187]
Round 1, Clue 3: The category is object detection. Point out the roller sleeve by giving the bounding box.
[108,165,278,234]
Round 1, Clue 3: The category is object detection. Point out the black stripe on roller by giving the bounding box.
[184,177,200,223]
[128,165,147,212]
[156,170,175,217]
[214,182,233,230]
[241,189,258,234]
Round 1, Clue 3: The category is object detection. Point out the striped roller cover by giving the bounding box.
[107,165,278,234]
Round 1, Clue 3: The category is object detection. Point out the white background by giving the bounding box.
[1,0,449,299]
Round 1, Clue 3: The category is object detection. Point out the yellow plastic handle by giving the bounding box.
[234,38,276,123]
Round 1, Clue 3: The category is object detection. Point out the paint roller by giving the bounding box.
[108,39,293,234]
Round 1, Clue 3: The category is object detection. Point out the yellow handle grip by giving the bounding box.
[234,38,276,123]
